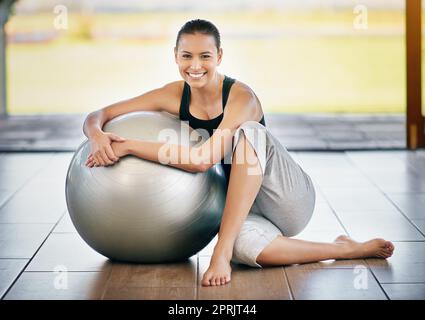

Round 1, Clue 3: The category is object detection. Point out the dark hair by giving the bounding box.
[176,19,221,51]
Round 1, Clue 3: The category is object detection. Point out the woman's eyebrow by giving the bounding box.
[181,51,212,54]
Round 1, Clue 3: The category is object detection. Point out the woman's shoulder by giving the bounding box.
[220,78,264,123]
[230,80,261,105]
[161,80,185,96]
[227,79,263,118]
[142,80,185,116]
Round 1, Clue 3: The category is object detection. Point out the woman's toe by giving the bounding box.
[201,278,210,286]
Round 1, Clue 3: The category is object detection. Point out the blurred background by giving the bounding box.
[4,0,415,115]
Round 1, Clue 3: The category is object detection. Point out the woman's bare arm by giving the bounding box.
[86,83,262,173]
[82,81,182,166]
[83,81,181,139]
[124,91,258,172]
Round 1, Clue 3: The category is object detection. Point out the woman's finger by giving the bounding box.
[85,154,94,166]
[97,151,108,166]
[100,149,114,165]
[98,152,109,166]
[105,144,119,162]
[109,133,126,142]
[94,154,105,166]
[86,157,95,167]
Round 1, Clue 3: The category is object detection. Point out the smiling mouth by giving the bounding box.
[186,72,207,79]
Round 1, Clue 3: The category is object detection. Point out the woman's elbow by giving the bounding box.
[172,163,207,173]
[196,162,211,173]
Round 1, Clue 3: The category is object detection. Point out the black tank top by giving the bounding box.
[179,75,266,186]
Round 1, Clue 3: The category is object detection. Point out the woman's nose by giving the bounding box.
[191,59,202,69]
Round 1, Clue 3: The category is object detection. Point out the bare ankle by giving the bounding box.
[336,242,354,259]
[212,246,233,262]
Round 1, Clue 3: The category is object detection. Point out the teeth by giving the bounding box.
[189,73,205,78]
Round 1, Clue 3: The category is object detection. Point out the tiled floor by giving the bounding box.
[0,150,424,300]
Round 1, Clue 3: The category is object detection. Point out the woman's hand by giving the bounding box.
[86,140,130,168]
[85,132,127,167]
[110,140,131,158]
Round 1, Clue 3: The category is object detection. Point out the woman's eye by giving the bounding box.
[202,55,211,59]
[182,55,191,58]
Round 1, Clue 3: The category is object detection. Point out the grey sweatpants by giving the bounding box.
[228,121,316,267]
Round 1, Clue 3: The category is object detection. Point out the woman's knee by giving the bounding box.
[232,216,282,268]
[278,207,314,237]
[232,227,270,268]
[232,121,267,175]
[238,120,266,131]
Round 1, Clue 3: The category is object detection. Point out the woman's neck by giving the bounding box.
[190,73,224,106]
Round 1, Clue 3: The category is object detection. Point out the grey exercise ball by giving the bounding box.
[65,111,227,263]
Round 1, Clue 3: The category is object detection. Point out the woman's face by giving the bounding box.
[174,33,222,88]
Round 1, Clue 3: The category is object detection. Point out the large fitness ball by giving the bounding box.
[65,111,227,263]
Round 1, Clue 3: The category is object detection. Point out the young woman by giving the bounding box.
[83,19,394,287]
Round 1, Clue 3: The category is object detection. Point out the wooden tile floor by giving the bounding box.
[0,151,424,300]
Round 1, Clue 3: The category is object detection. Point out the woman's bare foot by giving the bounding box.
[334,235,394,259]
[201,254,232,287]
